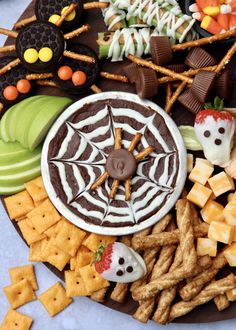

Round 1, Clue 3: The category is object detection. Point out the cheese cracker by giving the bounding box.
[9,264,38,290]
[82,233,116,252]
[41,237,70,271]
[79,264,109,294]
[25,176,48,203]
[1,309,33,330]
[4,191,34,220]
[64,270,88,297]
[18,218,46,245]
[3,279,36,309]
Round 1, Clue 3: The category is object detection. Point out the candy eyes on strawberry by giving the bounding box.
[94,242,147,283]
[3,79,31,101]
[57,65,87,86]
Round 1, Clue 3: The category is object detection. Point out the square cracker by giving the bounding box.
[27,199,61,234]
[70,256,76,271]
[3,279,36,309]
[74,246,93,274]
[4,191,34,220]
[18,218,46,245]
[1,309,33,330]
[28,238,48,262]
[82,233,116,252]
[25,176,48,203]
[41,237,70,271]
[79,264,109,294]
[44,221,62,238]
[38,282,72,317]
[54,219,86,257]
[64,270,88,297]
[9,264,38,291]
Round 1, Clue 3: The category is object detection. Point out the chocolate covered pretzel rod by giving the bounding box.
[169,274,236,321]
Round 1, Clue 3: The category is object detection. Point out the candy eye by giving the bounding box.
[3,86,19,101]
[48,14,61,24]
[126,266,133,273]
[16,79,31,94]
[61,6,76,21]
[218,127,225,134]
[24,48,38,64]
[215,139,222,145]
[72,71,87,86]
[204,130,211,138]
[119,257,125,265]
[38,47,53,62]
[116,270,123,276]
[58,66,73,80]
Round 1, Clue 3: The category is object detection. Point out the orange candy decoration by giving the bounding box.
[57,66,73,80]
[72,71,87,86]
[3,86,19,101]
[16,79,31,94]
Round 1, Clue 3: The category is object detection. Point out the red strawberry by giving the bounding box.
[94,243,113,274]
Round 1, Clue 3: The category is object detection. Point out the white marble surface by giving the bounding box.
[1,1,236,329]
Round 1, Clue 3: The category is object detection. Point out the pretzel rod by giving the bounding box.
[14,15,37,29]
[55,3,77,27]
[63,50,95,63]
[214,293,230,311]
[216,42,236,74]
[179,252,227,301]
[131,222,209,250]
[64,24,90,40]
[131,227,152,252]
[0,45,16,53]
[36,80,57,87]
[132,255,212,301]
[26,73,53,80]
[176,199,197,272]
[0,28,18,38]
[128,54,193,84]
[84,1,109,9]
[0,58,20,76]
[136,146,154,161]
[165,81,186,114]
[128,133,142,152]
[0,103,4,112]
[90,288,108,302]
[125,178,131,201]
[190,202,202,226]
[90,84,102,93]
[100,71,129,83]
[91,172,109,190]
[166,82,172,106]
[169,274,236,321]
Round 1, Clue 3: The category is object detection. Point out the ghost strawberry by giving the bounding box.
[194,98,235,167]
[94,242,146,283]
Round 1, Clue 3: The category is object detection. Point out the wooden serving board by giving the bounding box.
[2,0,236,324]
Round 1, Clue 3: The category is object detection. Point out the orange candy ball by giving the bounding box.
[57,66,73,81]
[16,79,31,94]
[3,86,19,101]
[72,71,87,86]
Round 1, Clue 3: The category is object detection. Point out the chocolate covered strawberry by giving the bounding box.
[94,242,146,283]
[194,98,235,166]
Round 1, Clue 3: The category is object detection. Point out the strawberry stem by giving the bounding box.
[93,243,106,263]
[204,96,224,111]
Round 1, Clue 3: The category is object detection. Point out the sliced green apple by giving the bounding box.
[0,165,41,187]
[0,104,17,142]
[0,151,41,175]
[0,184,25,195]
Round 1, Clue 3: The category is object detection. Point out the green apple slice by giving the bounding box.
[0,184,25,195]
[0,165,41,186]
[27,96,72,150]
[0,104,17,142]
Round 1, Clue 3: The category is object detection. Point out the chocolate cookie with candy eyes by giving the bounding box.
[35,0,84,32]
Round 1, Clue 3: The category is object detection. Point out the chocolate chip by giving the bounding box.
[218,127,225,134]
[204,130,211,137]
[119,257,125,265]
[126,266,133,273]
[116,270,123,276]
[215,139,222,145]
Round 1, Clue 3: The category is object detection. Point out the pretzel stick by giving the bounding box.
[136,146,154,161]
[216,42,236,74]
[0,28,18,38]
[132,255,212,301]
[91,172,109,190]
[90,288,108,302]
[55,3,77,27]
[166,83,172,105]
[64,24,90,40]
[14,15,37,29]
[84,1,109,9]
[110,128,122,198]
[214,293,230,311]
[165,81,186,114]
[172,28,236,52]
[128,133,142,152]
[0,45,16,53]
[0,103,4,112]
[26,73,53,80]
[169,274,236,321]
[63,50,95,63]
[0,58,20,76]
[131,222,209,250]
[128,54,193,84]
[100,71,129,83]
[36,80,57,87]
[124,179,131,201]
[90,84,102,93]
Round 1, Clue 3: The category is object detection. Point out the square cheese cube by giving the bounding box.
[187,182,212,208]
[224,202,236,226]
[226,288,236,301]
[195,158,213,167]
[232,227,236,242]
[200,200,224,224]
[223,243,236,266]
[208,172,235,197]
[189,160,214,185]
[205,182,216,200]
[197,238,217,257]
[187,154,194,173]
[228,192,236,203]
[208,221,234,244]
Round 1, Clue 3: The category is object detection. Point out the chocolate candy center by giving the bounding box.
[106,149,137,181]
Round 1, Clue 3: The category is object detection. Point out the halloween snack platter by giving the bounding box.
[2,0,236,326]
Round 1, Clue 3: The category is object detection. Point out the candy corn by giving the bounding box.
[217,13,230,30]
[201,15,225,34]
[196,0,220,16]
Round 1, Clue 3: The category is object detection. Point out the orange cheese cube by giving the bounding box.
[223,243,236,266]
[195,158,213,167]
[226,288,236,302]
[189,158,214,185]
[228,192,236,203]
[187,154,194,173]
[224,201,236,226]
[197,238,217,257]
[187,182,212,208]
[200,199,224,224]
[208,221,234,244]
[232,227,236,242]
[208,172,235,197]
[205,182,216,200]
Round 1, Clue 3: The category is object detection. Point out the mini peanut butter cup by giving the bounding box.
[135,67,158,99]
[122,63,138,83]
[150,36,173,66]
[215,69,232,100]
[166,64,187,73]
[185,47,217,69]
[178,89,203,114]
[191,70,217,102]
